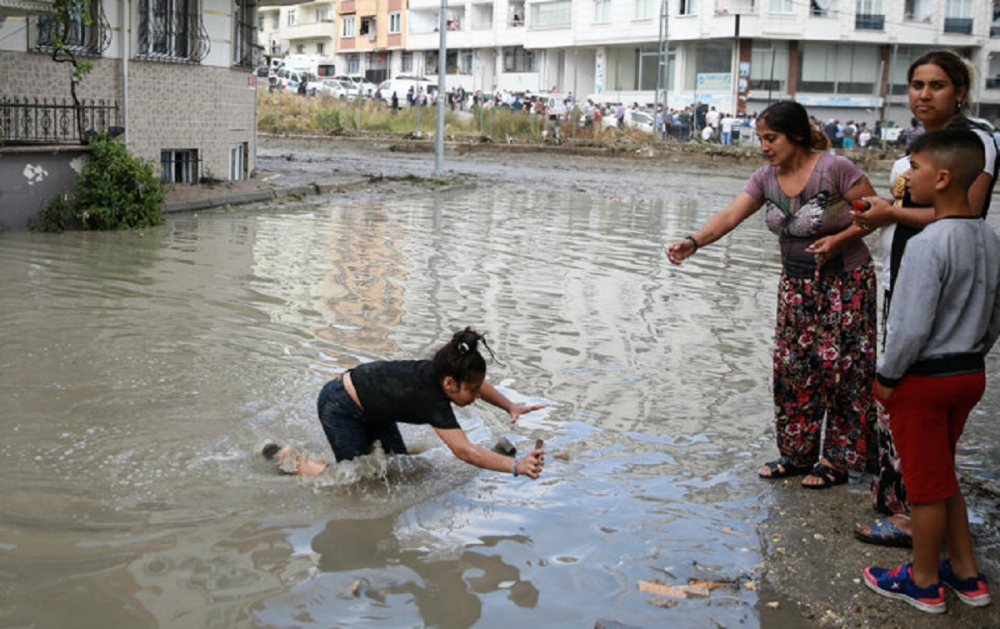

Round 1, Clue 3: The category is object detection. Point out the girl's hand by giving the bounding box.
[665,239,695,265]
[516,448,546,479]
[852,196,894,232]
[509,402,548,424]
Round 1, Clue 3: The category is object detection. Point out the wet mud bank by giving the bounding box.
[756,474,1000,629]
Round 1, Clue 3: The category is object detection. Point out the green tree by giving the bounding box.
[49,0,95,141]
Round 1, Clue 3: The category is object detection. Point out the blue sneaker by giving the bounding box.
[863,563,946,614]
[939,558,991,607]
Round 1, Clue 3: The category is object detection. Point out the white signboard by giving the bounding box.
[696,73,732,91]
[794,95,884,108]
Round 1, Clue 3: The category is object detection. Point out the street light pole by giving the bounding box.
[435,0,447,175]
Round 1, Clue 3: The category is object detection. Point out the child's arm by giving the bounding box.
[878,239,942,387]
[435,427,546,478]
[480,381,548,424]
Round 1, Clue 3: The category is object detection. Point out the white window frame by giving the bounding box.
[634,0,654,20]
[287,9,296,26]
[769,0,793,13]
[593,0,610,22]
[389,11,401,34]
[342,15,356,37]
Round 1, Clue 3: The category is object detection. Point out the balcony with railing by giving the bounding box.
[944,17,974,34]
[1,97,121,146]
[855,13,884,30]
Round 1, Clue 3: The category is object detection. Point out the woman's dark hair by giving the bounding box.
[907,50,972,115]
[429,327,499,384]
[757,100,828,151]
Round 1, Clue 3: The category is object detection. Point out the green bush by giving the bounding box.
[35,134,164,231]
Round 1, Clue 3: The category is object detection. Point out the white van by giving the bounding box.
[280,54,337,80]
[377,75,436,105]
[277,68,317,95]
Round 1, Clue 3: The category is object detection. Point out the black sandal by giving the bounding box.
[759,456,812,479]
[801,462,848,489]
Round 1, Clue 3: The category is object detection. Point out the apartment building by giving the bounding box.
[258,0,1000,126]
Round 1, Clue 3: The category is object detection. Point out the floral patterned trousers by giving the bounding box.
[772,263,877,471]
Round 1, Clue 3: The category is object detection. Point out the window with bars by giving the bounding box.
[161,148,199,184]
[138,0,210,62]
[35,0,111,56]
[233,0,257,69]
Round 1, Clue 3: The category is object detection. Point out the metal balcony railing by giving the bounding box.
[944,17,973,34]
[855,13,884,30]
[0,97,120,146]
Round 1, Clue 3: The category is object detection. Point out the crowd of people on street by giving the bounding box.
[266,48,997,619]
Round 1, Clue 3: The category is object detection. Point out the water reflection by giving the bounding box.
[2,177,998,627]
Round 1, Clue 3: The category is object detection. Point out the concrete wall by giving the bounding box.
[0,146,88,230]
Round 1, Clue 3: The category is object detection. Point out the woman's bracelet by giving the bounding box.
[511,455,519,477]
[686,235,700,251]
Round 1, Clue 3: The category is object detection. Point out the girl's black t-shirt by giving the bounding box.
[350,360,460,430]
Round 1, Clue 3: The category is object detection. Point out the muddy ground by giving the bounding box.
[184,135,1000,628]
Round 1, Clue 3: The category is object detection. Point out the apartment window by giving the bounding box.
[389,11,402,33]
[634,0,654,19]
[945,0,973,33]
[35,0,111,55]
[425,51,438,74]
[257,15,263,31]
[288,9,296,25]
[401,52,413,72]
[342,15,355,37]
[593,0,610,22]
[799,42,878,93]
[770,0,794,13]
[161,149,198,184]
[296,44,304,53]
[529,0,571,29]
[316,7,330,22]
[360,17,374,35]
[316,43,324,54]
[679,0,697,15]
[347,54,360,73]
[750,43,789,91]
[503,46,536,72]
[271,13,279,29]
[855,0,884,29]
[233,0,256,68]
[904,0,932,21]
[138,0,210,62]
[684,42,729,90]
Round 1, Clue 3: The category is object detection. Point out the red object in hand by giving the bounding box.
[852,200,871,212]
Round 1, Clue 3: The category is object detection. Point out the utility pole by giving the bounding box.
[655,0,669,116]
[435,0,447,175]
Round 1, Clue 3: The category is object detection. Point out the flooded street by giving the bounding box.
[2,144,999,628]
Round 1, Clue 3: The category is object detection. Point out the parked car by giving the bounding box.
[376,75,436,105]
[332,74,376,97]
[317,79,359,100]
[601,108,656,134]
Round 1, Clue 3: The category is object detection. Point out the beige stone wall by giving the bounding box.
[1,52,257,181]
[127,61,257,180]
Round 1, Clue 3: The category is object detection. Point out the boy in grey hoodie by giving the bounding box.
[862,129,1000,613]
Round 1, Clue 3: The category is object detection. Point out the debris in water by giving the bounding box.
[493,437,516,455]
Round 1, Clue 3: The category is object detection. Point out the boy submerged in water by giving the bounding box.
[862,129,999,613]
[263,327,547,479]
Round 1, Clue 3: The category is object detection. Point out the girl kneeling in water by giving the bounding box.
[267,328,548,478]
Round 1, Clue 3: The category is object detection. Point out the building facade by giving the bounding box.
[0,0,260,224]
[259,0,1000,126]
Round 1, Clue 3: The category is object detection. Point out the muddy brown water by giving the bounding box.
[2,156,999,627]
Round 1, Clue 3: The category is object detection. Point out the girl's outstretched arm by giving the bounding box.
[479,381,548,424]
[435,427,545,478]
